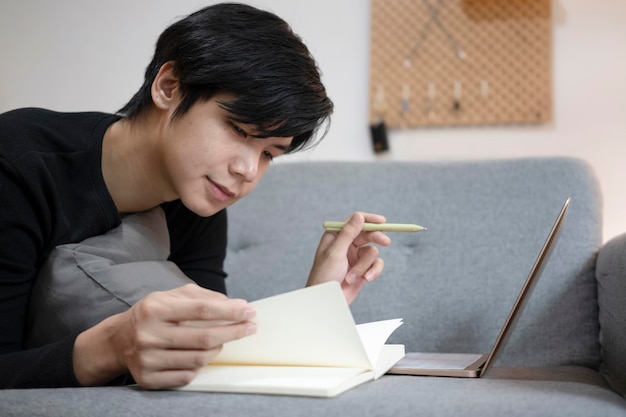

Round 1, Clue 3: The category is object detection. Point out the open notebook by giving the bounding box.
[389,197,570,378]
[177,281,404,397]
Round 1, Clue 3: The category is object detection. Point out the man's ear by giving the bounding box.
[151,62,180,111]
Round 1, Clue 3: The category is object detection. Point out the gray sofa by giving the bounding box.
[2,157,626,416]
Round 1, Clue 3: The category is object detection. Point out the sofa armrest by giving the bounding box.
[596,232,626,396]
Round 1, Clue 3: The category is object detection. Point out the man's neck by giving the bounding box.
[101,112,177,213]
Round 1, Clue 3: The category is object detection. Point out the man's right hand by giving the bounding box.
[72,283,256,389]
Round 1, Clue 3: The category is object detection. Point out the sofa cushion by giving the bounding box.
[225,158,603,369]
[2,367,625,417]
[25,207,192,348]
[597,232,626,396]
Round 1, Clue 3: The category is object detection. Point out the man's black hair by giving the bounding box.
[119,3,333,153]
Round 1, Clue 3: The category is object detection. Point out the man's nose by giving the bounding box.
[231,150,259,182]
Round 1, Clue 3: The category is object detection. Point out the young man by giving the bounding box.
[0,3,391,389]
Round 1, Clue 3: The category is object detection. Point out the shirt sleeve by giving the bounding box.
[0,159,80,388]
[0,334,81,388]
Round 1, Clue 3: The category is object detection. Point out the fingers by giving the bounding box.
[138,369,201,390]
[345,245,385,284]
[137,318,256,351]
[131,285,257,351]
[327,212,389,283]
[117,284,258,389]
[133,346,223,389]
[327,212,365,250]
[329,212,392,249]
[136,283,255,324]
[131,320,256,389]
[309,211,391,304]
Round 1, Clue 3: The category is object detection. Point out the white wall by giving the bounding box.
[1,1,624,242]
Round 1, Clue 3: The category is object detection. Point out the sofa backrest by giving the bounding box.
[225,157,602,369]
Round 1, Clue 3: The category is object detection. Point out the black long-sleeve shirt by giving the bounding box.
[0,108,227,388]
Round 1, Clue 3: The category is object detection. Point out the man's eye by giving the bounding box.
[263,151,274,161]
[231,123,248,138]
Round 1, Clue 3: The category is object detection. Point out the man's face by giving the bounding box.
[159,93,293,217]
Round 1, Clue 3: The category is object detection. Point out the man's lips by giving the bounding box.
[207,178,235,202]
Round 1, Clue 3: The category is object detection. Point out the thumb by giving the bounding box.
[329,212,365,251]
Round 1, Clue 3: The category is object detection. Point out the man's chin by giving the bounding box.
[181,199,225,218]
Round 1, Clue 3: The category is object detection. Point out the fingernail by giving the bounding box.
[346,273,357,284]
[364,271,375,282]
[244,307,256,320]
[247,323,257,336]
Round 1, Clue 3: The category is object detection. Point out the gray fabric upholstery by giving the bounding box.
[2,367,625,417]
[226,158,602,369]
[7,157,625,416]
[597,232,626,396]
[25,207,192,348]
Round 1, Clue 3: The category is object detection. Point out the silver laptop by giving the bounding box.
[388,197,571,378]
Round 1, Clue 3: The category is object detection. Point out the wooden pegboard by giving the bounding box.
[369,0,552,128]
